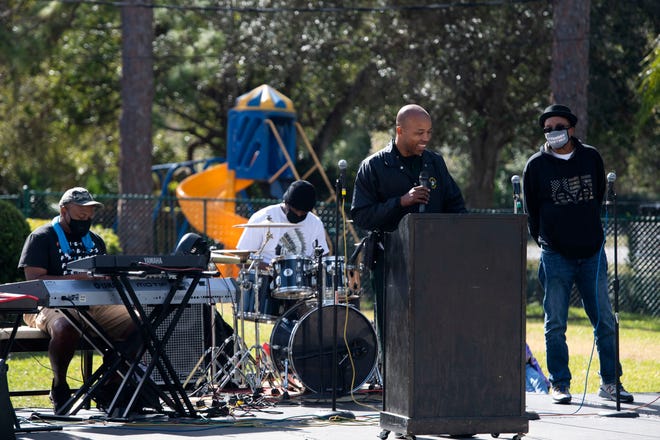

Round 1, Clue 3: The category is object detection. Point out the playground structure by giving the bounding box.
[154,84,351,252]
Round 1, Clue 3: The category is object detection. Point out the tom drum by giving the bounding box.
[271,255,315,300]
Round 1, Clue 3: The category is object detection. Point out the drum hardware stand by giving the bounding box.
[229,217,309,397]
[182,266,250,393]
[185,329,256,396]
[279,352,292,399]
[210,335,260,393]
[185,254,270,395]
[183,299,260,396]
[234,233,284,396]
[247,235,283,396]
[232,257,268,394]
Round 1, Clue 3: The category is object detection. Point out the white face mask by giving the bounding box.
[545,129,569,149]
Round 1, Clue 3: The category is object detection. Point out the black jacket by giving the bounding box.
[350,139,466,232]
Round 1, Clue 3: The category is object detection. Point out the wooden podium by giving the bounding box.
[380,214,528,438]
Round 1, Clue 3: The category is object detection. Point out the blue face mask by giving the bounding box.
[545,129,569,150]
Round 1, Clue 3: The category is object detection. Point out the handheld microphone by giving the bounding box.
[511,175,521,196]
[419,170,429,213]
[606,172,616,205]
[338,159,347,198]
[511,175,522,214]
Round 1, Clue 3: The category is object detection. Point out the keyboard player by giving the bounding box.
[18,187,137,414]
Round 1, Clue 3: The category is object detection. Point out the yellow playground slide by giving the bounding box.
[176,162,253,250]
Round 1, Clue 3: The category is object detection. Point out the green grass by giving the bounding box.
[525,303,660,394]
[7,305,659,409]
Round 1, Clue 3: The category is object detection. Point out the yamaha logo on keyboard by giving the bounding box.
[143,257,164,265]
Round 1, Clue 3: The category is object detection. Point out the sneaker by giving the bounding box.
[550,384,572,404]
[598,382,634,403]
[49,380,72,414]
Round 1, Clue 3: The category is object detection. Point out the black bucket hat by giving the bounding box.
[539,104,578,128]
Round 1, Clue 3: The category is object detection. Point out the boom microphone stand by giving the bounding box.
[600,172,638,419]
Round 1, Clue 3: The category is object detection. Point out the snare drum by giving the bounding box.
[271,255,315,300]
[237,268,285,322]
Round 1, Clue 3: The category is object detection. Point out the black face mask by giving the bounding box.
[68,218,92,239]
[286,210,307,224]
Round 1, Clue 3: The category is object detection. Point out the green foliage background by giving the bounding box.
[0,201,31,283]
[0,1,657,204]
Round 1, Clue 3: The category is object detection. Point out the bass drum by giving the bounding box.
[270,302,378,394]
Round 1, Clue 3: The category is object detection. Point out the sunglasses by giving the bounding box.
[543,124,571,134]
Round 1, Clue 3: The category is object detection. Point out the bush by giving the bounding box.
[0,200,31,283]
[93,225,122,255]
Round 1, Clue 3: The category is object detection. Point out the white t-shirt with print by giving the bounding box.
[236,203,329,264]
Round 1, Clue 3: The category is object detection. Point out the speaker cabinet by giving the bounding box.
[381,214,528,437]
[143,304,206,386]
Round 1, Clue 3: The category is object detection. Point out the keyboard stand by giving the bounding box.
[53,271,207,419]
[52,306,165,417]
[110,271,204,418]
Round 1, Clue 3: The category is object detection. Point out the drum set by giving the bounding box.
[191,220,378,398]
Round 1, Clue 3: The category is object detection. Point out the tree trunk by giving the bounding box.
[551,0,590,140]
[465,132,505,209]
[118,0,154,254]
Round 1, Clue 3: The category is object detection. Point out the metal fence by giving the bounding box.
[13,189,660,317]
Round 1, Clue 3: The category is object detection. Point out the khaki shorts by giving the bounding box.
[24,305,134,341]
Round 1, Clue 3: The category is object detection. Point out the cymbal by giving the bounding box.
[212,249,257,256]
[233,221,299,228]
[211,250,256,263]
[210,254,242,264]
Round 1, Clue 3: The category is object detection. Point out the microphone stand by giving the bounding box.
[599,174,638,419]
[332,176,340,412]
[316,172,355,420]
[513,192,522,214]
[314,243,324,401]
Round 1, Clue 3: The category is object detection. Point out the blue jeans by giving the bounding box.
[539,247,620,387]
[526,364,550,393]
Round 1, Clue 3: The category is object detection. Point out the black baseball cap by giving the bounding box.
[59,187,103,208]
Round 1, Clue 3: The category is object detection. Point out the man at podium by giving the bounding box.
[350,104,467,349]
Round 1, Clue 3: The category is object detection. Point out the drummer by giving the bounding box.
[236,180,330,312]
[237,180,329,262]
